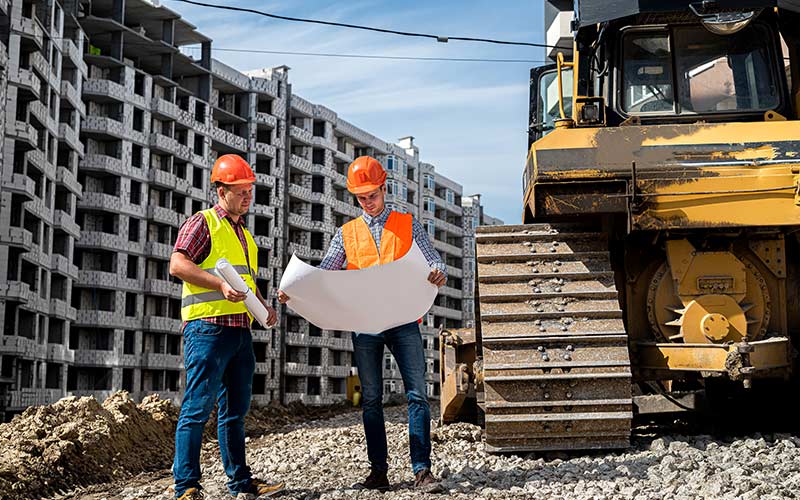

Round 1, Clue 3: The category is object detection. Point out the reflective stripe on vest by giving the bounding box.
[342,211,413,270]
[180,208,259,323]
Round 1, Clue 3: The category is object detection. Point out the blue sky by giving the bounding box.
[164,0,548,223]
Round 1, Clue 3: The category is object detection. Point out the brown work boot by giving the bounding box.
[353,470,391,491]
[177,487,203,500]
[240,478,284,498]
[415,469,444,494]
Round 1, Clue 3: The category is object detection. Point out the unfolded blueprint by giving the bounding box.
[278,242,438,334]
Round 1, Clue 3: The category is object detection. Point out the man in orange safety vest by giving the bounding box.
[279,156,445,493]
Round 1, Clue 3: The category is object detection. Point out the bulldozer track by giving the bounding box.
[476,223,633,452]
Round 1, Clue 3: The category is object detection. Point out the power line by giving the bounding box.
[205,47,546,64]
[48,34,548,64]
[167,0,569,50]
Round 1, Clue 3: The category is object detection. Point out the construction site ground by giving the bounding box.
[1,392,799,500]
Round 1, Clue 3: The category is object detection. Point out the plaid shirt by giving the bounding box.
[319,207,447,277]
[173,204,252,328]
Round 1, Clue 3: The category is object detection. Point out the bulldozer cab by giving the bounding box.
[528,2,799,138]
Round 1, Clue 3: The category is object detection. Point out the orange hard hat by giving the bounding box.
[347,156,386,194]
[211,154,256,185]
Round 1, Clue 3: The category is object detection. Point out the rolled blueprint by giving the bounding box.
[215,258,272,329]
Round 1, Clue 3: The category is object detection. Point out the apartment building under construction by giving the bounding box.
[0,0,502,418]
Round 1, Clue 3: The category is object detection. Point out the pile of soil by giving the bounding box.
[0,392,354,499]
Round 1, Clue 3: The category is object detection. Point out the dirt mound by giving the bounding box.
[0,392,178,499]
[0,392,354,499]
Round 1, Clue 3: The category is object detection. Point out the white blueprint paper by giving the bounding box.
[278,241,438,334]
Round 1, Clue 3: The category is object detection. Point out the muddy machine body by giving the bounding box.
[441,0,800,452]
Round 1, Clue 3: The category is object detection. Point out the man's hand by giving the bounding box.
[428,269,446,288]
[265,305,277,327]
[278,290,290,304]
[220,281,247,302]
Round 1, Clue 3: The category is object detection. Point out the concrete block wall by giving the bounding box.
[0,0,498,417]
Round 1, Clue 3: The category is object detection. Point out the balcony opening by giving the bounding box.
[45,363,62,389]
[167,334,180,355]
[286,346,303,363]
[128,217,140,242]
[17,309,36,340]
[255,158,271,175]
[176,129,188,146]
[308,347,321,366]
[193,134,204,156]
[257,98,272,114]
[312,148,324,165]
[51,274,67,301]
[130,144,142,168]
[256,129,271,145]
[52,231,68,258]
[253,374,266,395]
[134,72,145,97]
[312,120,325,138]
[310,232,324,250]
[76,283,110,312]
[123,330,136,354]
[178,95,189,112]
[309,324,321,337]
[258,249,270,268]
[254,342,267,363]
[132,108,144,132]
[311,176,324,193]
[255,187,270,206]
[20,260,38,291]
[194,101,206,123]
[254,216,270,237]
[125,292,137,317]
[311,204,323,222]
[130,180,141,205]
[122,368,133,392]
[192,166,204,189]
[48,319,65,345]
[167,370,180,391]
[307,377,321,396]
[70,327,114,350]
[18,360,33,389]
[54,186,71,213]
[172,194,186,215]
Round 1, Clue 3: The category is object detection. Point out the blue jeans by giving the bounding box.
[173,320,256,498]
[352,321,431,474]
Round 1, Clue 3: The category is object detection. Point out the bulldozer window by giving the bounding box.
[538,68,573,135]
[621,23,780,116]
[674,24,778,113]
[622,31,675,113]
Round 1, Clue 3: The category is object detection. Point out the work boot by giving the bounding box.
[353,470,391,491]
[177,487,204,500]
[414,469,444,494]
[236,478,285,498]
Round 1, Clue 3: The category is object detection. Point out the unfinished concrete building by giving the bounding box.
[461,194,503,328]
[0,0,86,418]
[0,0,496,416]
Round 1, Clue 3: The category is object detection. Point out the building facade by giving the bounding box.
[0,0,500,417]
[461,194,503,329]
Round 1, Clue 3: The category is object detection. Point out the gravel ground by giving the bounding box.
[62,403,800,500]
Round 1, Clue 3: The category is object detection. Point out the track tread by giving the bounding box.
[478,223,633,452]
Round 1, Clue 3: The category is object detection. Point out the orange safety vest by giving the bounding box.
[342,211,413,269]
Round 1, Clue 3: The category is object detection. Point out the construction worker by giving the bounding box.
[278,156,445,493]
[170,154,284,500]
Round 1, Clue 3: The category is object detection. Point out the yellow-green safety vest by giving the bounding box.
[180,208,258,323]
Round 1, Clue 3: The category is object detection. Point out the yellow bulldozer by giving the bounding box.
[440,0,800,452]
